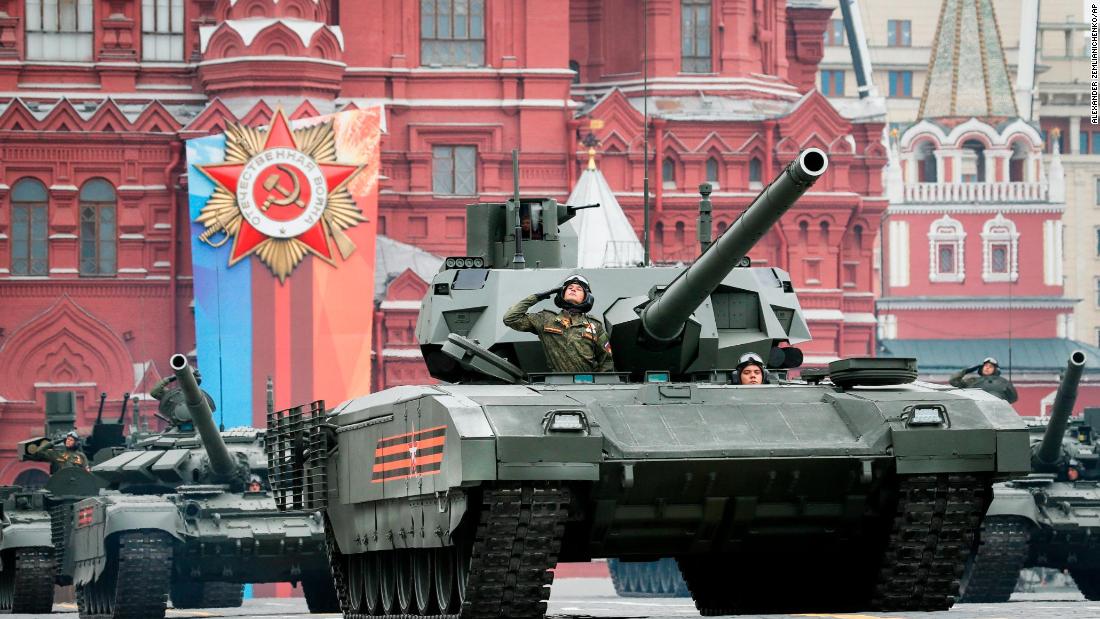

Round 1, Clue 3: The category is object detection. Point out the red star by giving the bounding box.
[197,110,362,268]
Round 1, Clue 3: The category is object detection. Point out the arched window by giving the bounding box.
[981,213,1019,282]
[928,214,965,283]
[853,224,864,248]
[916,141,938,182]
[10,178,48,275]
[674,221,685,246]
[716,221,728,236]
[568,60,580,84]
[654,221,664,247]
[662,157,676,188]
[1009,140,1028,182]
[819,221,830,244]
[705,157,719,186]
[79,179,117,276]
[748,157,762,185]
[961,139,986,183]
[798,220,809,243]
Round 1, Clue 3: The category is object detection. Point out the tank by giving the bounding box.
[607,558,689,597]
[266,149,1030,617]
[0,485,54,613]
[61,355,338,619]
[959,351,1100,602]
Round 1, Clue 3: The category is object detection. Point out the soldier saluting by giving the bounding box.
[25,430,90,472]
[504,275,614,373]
[950,356,1019,403]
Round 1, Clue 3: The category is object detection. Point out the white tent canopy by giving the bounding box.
[564,167,644,268]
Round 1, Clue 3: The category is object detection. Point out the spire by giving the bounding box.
[917,0,1018,119]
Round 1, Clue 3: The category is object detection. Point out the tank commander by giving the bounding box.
[150,369,217,430]
[950,356,1018,403]
[503,275,614,373]
[732,352,769,385]
[25,430,90,472]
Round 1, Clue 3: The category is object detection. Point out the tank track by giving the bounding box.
[171,581,244,609]
[608,559,689,597]
[870,474,987,611]
[302,575,340,613]
[959,516,1031,603]
[0,547,55,614]
[77,531,173,619]
[331,483,569,619]
[1070,568,1100,601]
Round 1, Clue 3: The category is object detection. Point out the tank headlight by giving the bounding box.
[907,405,946,426]
[473,257,484,267]
[544,410,588,433]
[445,258,457,268]
[463,258,474,267]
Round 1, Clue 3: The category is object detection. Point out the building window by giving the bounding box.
[432,145,477,196]
[887,19,911,47]
[662,157,676,189]
[142,0,184,61]
[421,0,484,67]
[674,221,685,246]
[981,213,1019,283]
[654,221,664,247]
[928,214,965,283]
[569,59,580,84]
[79,179,116,276]
[960,139,986,183]
[854,224,863,248]
[25,0,94,61]
[1096,177,1100,206]
[820,70,845,96]
[824,19,845,46]
[1081,131,1090,155]
[888,71,912,97]
[1096,228,1100,256]
[1096,279,1100,308]
[705,157,719,186]
[748,157,762,184]
[10,178,48,276]
[680,0,712,73]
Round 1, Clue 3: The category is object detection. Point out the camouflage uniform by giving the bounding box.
[503,294,614,373]
[26,442,89,472]
[950,368,1019,403]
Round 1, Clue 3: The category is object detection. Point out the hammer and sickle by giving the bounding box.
[261,164,306,211]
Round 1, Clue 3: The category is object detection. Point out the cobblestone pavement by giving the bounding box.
[13,582,1099,618]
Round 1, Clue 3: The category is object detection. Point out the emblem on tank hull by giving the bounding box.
[195,109,365,281]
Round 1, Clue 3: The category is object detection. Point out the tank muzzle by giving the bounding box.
[170,353,188,372]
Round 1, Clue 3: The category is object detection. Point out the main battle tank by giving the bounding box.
[66,355,337,619]
[267,149,1030,618]
[0,485,54,613]
[960,351,1100,602]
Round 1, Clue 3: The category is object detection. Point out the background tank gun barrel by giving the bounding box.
[170,353,237,479]
[640,149,828,341]
[1035,350,1087,467]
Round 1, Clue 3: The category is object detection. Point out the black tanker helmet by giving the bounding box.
[554,275,595,313]
[734,352,768,384]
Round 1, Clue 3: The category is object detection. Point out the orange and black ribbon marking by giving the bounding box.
[77,506,94,527]
[372,425,447,482]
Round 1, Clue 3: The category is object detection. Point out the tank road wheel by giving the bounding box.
[0,547,55,613]
[77,531,172,619]
[344,555,365,612]
[362,552,382,614]
[433,546,457,613]
[870,474,988,612]
[412,549,436,614]
[395,549,415,613]
[455,536,472,606]
[959,516,1032,603]
[380,550,398,613]
[1070,568,1100,601]
[458,483,570,619]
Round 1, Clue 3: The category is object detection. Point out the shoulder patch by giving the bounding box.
[543,326,564,334]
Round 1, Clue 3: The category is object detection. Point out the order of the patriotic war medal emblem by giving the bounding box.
[195,109,365,281]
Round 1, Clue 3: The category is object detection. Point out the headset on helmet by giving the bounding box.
[982,356,999,367]
[733,352,768,385]
[553,275,595,313]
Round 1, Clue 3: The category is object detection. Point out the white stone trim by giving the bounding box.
[981,214,1019,283]
[877,314,898,339]
[928,215,965,283]
[887,203,1065,215]
[379,300,422,310]
[877,298,1077,310]
[1043,219,1064,287]
[49,268,78,273]
[888,220,910,288]
[802,309,845,321]
[153,261,171,268]
[117,184,168,191]
[118,268,148,273]
[48,233,77,239]
[843,312,878,324]
[119,234,145,240]
[154,223,172,229]
[382,348,422,358]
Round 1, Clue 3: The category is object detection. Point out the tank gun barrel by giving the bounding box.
[170,353,237,478]
[640,149,828,341]
[1035,350,1087,466]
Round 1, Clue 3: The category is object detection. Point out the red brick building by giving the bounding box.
[0,0,885,484]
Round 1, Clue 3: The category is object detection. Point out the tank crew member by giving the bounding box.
[950,356,1018,403]
[247,475,263,492]
[504,275,614,373]
[732,352,769,385]
[25,430,90,472]
[150,369,216,430]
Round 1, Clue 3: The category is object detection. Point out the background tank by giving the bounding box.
[960,351,1100,603]
[268,149,1030,618]
[0,485,54,613]
[64,355,337,619]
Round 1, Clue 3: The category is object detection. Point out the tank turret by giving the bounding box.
[418,149,826,381]
[170,353,238,480]
[1034,351,1087,471]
